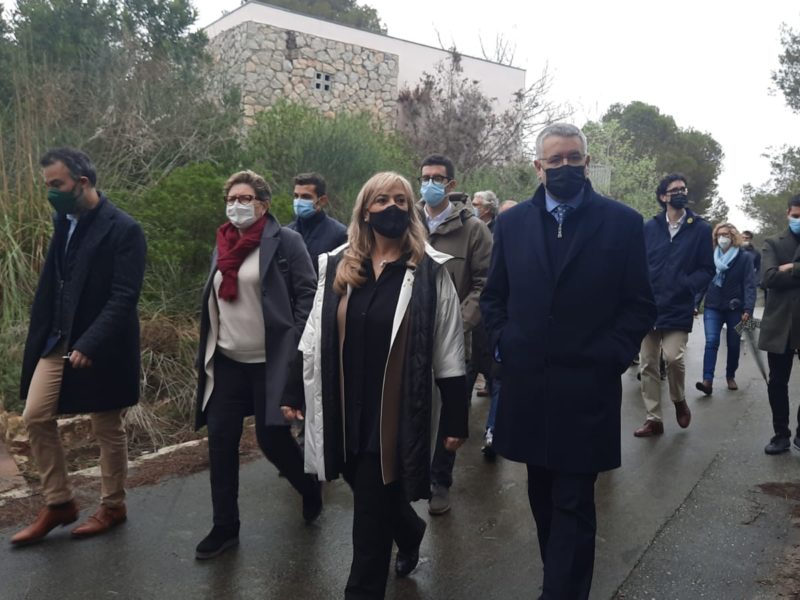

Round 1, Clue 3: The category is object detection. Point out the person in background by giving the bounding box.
[471,190,499,232]
[741,230,762,275]
[758,194,800,455]
[417,153,492,516]
[193,170,321,560]
[286,172,468,599]
[634,173,714,437]
[695,223,756,395]
[12,148,146,546]
[287,172,348,274]
[481,198,517,459]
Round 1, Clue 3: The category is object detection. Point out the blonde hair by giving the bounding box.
[334,172,427,295]
[712,222,742,248]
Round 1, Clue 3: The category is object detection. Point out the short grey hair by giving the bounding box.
[535,123,588,158]
[473,190,499,216]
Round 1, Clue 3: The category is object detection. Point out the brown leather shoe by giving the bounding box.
[10,500,79,546]
[727,378,738,391]
[71,504,127,538]
[634,420,664,437]
[695,380,713,396]
[675,400,691,428]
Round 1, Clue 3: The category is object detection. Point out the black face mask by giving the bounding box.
[368,205,410,239]
[544,164,586,200]
[668,194,688,210]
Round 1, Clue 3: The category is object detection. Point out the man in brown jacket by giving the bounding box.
[759,194,800,455]
[417,153,493,514]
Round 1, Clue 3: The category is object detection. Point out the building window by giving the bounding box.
[314,71,331,91]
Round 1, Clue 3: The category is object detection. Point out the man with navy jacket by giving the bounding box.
[634,174,715,437]
[12,148,146,545]
[481,123,655,599]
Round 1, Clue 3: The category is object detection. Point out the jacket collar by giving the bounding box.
[529,181,605,284]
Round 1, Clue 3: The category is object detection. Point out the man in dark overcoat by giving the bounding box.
[11,148,146,545]
[759,194,800,455]
[480,123,656,599]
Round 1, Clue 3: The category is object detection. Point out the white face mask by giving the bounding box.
[717,236,732,250]
[226,201,258,229]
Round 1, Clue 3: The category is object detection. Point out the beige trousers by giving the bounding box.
[639,329,689,423]
[22,352,128,507]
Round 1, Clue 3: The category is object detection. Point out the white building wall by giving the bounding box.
[205,1,526,111]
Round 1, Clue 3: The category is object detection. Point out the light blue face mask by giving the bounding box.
[293,198,316,219]
[790,216,800,235]
[420,181,446,208]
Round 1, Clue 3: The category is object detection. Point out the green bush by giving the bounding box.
[242,99,417,222]
[117,162,228,316]
[460,162,540,202]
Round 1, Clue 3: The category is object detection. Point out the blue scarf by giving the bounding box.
[713,246,739,287]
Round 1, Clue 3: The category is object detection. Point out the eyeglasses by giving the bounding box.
[665,187,688,196]
[418,175,450,185]
[224,194,257,205]
[539,153,586,168]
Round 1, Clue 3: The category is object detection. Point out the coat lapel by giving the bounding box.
[528,192,555,285]
[259,215,281,284]
[557,190,605,281]
[64,201,114,324]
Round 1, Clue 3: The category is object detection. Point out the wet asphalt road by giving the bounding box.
[2,325,799,600]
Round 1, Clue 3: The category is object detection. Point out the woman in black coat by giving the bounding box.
[695,223,757,394]
[193,170,320,559]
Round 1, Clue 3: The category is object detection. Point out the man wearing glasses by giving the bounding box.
[481,123,655,598]
[416,153,492,516]
[635,174,714,437]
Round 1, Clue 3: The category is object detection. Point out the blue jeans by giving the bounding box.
[702,307,742,381]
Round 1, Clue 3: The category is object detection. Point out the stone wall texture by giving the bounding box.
[209,21,399,127]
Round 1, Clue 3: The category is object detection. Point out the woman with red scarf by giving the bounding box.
[193,170,320,559]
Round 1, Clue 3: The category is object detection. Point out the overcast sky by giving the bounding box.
[195,2,796,226]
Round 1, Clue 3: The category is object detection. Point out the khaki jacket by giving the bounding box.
[417,195,493,333]
[758,230,800,354]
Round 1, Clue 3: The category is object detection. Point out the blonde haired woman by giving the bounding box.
[282,172,468,599]
[695,222,757,395]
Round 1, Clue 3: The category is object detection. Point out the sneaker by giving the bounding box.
[428,485,451,516]
[195,524,239,560]
[481,429,497,460]
[764,435,791,455]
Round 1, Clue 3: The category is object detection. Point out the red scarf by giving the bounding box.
[215,215,267,301]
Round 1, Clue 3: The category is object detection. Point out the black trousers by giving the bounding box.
[205,353,315,528]
[767,347,800,439]
[431,359,477,489]
[343,454,425,600]
[527,465,598,600]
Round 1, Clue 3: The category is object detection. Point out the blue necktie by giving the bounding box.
[552,204,572,238]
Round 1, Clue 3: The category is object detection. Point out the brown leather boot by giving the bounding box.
[727,378,738,390]
[634,420,664,437]
[71,504,127,538]
[10,500,79,546]
[675,400,692,428]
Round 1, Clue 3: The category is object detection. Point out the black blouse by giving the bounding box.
[342,257,406,454]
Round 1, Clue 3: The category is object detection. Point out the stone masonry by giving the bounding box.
[209,21,400,128]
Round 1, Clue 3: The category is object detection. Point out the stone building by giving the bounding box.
[205,1,526,128]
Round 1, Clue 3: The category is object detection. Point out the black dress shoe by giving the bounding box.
[195,524,239,560]
[396,519,426,577]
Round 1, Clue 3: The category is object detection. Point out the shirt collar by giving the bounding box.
[545,189,583,213]
[425,200,453,233]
